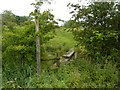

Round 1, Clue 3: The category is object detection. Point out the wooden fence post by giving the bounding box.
[75,51,78,60]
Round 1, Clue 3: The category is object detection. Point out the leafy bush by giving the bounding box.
[2,9,59,88]
[68,2,120,63]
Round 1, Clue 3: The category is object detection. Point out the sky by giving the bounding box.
[0,0,89,25]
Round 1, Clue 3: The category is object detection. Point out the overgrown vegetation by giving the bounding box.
[29,59,118,88]
[67,2,120,63]
[1,0,120,88]
[3,58,119,88]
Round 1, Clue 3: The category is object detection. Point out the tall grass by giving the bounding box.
[26,58,118,88]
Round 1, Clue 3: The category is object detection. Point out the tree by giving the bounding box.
[63,20,81,28]
[15,16,29,25]
[2,0,58,87]
[2,10,16,29]
[68,1,120,62]
[30,0,43,75]
[30,0,58,75]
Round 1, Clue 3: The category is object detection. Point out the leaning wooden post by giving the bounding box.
[35,9,41,75]
[75,51,78,60]
[74,46,78,61]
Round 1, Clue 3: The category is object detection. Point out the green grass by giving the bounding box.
[43,27,77,58]
[25,58,118,88]
[41,27,77,71]
[3,58,118,88]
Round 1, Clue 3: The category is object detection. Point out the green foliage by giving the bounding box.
[2,23,36,88]
[2,23,35,63]
[2,1,120,89]
[64,20,81,28]
[2,10,29,27]
[43,27,76,58]
[15,16,29,25]
[2,10,16,29]
[2,8,58,88]
[25,58,118,88]
[68,2,120,63]
[2,64,35,88]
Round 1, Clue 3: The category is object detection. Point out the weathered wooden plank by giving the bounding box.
[60,59,69,62]
[63,49,75,58]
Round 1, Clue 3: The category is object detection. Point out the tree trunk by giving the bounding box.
[35,16,41,75]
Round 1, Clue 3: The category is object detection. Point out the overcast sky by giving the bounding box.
[0,0,89,24]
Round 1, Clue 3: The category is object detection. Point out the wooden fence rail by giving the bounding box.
[41,58,60,61]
